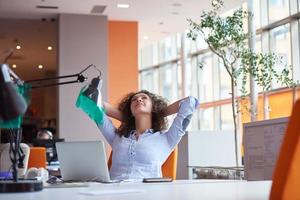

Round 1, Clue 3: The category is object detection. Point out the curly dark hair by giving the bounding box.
[116,90,168,137]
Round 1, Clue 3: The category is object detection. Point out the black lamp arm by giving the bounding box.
[23,64,101,89]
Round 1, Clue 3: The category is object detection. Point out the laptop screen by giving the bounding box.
[56,141,110,182]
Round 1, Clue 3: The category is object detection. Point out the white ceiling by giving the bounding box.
[0,0,245,80]
[0,0,245,48]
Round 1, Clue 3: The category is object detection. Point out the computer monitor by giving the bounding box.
[33,138,64,163]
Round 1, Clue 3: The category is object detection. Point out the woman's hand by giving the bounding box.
[163,97,189,117]
[103,102,123,121]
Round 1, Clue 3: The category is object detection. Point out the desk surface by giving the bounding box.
[0,179,272,200]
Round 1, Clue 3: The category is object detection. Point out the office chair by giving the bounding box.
[270,99,300,199]
[107,146,178,179]
[27,147,47,168]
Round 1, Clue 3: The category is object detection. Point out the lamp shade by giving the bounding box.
[0,64,27,121]
[76,76,105,125]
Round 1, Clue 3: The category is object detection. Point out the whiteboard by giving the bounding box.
[243,117,288,181]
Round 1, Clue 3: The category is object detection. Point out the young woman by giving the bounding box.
[97,90,199,180]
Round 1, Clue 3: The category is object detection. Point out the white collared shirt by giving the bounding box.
[97,96,199,180]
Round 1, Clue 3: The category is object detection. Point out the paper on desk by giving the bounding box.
[79,189,145,196]
[244,120,287,180]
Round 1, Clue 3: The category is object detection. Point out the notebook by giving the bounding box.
[56,141,111,182]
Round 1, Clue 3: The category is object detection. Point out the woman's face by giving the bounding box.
[130,93,153,117]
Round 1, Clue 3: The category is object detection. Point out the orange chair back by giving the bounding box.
[162,147,178,179]
[27,147,47,168]
[107,146,178,179]
[270,99,300,199]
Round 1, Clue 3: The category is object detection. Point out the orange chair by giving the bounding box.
[27,147,47,168]
[107,146,178,179]
[270,99,300,199]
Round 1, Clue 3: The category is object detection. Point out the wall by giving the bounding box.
[108,21,138,107]
[58,14,108,144]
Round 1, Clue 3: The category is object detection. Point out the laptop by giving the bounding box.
[56,141,111,182]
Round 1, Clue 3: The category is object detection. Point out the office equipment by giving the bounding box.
[243,117,288,181]
[56,141,110,182]
[270,100,300,199]
[0,62,102,192]
[0,64,42,192]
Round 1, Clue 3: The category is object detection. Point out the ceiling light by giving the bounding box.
[12,64,17,68]
[143,35,149,40]
[16,45,21,50]
[117,4,129,8]
[171,11,179,15]
[38,64,43,69]
[47,46,53,51]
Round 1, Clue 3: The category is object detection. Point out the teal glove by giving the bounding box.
[75,86,105,125]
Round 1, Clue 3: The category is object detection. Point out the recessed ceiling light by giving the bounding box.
[16,45,21,50]
[143,35,149,40]
[12,64,17,68]
[117,4,129,8]
[38,64,43,69]
[171,11,179,15]
[159,22,164,25]
[47,46,53,51]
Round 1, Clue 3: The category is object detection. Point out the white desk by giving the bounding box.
[0,180,272,200]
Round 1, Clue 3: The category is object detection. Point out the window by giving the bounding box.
[219,62,231,99]
[220,104,234,130]
[198,53,214,102]
[159,63,180,102]
[158,36,177,63]
[200,107,214,130]
[140,69,158,94]
[268,0,290,23]
[269,23,292,89]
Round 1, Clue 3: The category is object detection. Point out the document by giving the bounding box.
[243,118,288,180]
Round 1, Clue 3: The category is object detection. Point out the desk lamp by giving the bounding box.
[0,63,103,192]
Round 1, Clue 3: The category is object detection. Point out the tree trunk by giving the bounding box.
[230,78,239,167]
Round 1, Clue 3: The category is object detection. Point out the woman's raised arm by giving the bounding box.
[163,97,190,117]
[103,102,123,121]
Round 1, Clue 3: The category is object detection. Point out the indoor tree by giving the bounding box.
[187,0,297,167]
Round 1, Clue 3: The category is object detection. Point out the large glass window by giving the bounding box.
[219,62,231,99]
[269,23,292,89]
[140,69,158,94]
[200,107,214,130]
[268,0,290,23]
[220,104,234,130]
[198,53,214,102]
[158,36,178,63]
[186,57,199,98]
[159,63,180,102]
[139,1,300,133]
[253,0,261,28]
[140,44,159,69]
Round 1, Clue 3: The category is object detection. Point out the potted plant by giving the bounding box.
[187,0,297,167]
